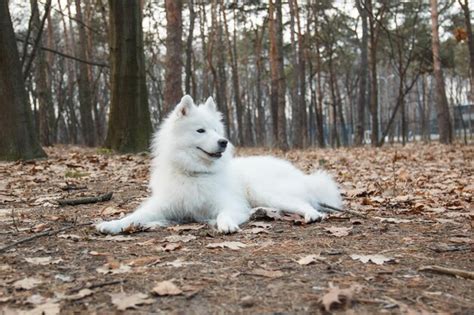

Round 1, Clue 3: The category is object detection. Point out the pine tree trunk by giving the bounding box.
[163,0,183,114]
[0,1,46,160]
[354,0,368,145]
[75,0,96,146]
[430,0,453,144]
[367,0,379,146]
[105,0,152,153]
[184,0,195,96]
[459,0,474,102]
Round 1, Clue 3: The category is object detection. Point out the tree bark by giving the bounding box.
[163,0,183,115]
[459,0,474,102]
[430,0,453,144]
[354,0,368,145]
[0,1,46,160]
[184,0,195,96]
[367,0,379,146]
[30,0,55,146]
[105,0,152,153]
[75,0,96,146]
[268,0,288,150]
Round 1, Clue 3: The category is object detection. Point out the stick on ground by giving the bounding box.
[419,265,474,280]
[58,192,113,206]
[0,222,92,254]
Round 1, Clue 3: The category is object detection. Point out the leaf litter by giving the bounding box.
[0,144,472,314]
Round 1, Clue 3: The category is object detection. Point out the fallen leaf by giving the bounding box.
[244,227,269,234]
[165,258,196,268]
[100,206,124,217]
[164,234,196,243]
[31,223,49,233]
[374,217,411,224]
[26,294,47,305]
[96,263,131,274]
[61,289,93,301]
[151,281,183,296]
[89,251,110,256]
[13,277,42,290]
[109,293,154,311]
[297,254,325,265]
[324,226,352,237]
[58,234,81,241]
[206,241,247,250]
[350,254,395,265]
[158,243,182,252]
[247,268,284,278]
[24,257,63,265]
[23,301,60,315]
[250,221,272,229]
[168,224,205,232]
[320,286,356,312]
[91,235,138,242]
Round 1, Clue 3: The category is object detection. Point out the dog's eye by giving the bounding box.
[196,129,206,133]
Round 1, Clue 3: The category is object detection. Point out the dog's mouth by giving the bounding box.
[197,147,224,159]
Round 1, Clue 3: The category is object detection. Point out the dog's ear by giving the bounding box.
[205,96,217,112]
[176,95,194,117]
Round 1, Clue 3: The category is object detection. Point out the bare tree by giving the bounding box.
[105,0,152,153]
[430,0,453,144]
[163,0,183,114]
[458,0,474,102]
[354,0,368,145]
[184,0,195,97]
[0,1,46,160]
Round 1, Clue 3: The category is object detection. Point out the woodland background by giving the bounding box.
[0,0,473,160]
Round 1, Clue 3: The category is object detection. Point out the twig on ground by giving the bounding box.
[419,265,474,280]
[318,202,367,218]
[0,222,93,254]
[68,280,126,294]
[58,192,113,206]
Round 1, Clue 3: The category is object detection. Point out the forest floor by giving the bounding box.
[0,144,473,314]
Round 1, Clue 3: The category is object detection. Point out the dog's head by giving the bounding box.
[155,95,232,173]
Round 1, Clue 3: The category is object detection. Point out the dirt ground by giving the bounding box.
[0,144,473,314]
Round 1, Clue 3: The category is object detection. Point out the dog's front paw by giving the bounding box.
[216,214,240,234]
[96,220,123,234]
[304,209,326,223]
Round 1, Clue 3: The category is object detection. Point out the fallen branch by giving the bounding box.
[419,265,474,280]
[58,192,113,206]
[0,222,92,254]
[68,280,126,294]
[318,202,367,218]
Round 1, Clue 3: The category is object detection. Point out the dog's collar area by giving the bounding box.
[182,169,215,177]
[196,146,223,158]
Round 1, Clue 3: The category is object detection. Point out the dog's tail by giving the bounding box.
[306,170,343,210]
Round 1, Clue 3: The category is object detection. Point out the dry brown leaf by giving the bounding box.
[168,224,205,232]
[13,277,43,290]
[100,206,124,217]
[374,217,411,224]
[248,268,284,278]
[23,301,60,315]
[158,243,182,252]
[151,281,183,296]
[96,263,131,274]
[109,293,154,311]
[31,223,49,233]
[324,226,352,237]
[206,241,247,250]
[350,254,395,265]
[320,286,355,312]
[61,289,94,301]
[164,234,196,243]
[244,227,269,234]
[297,254,325,265]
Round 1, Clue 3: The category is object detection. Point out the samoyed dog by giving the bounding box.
[97,95,342,234]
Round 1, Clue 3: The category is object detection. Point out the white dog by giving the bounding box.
[96,95,342,234]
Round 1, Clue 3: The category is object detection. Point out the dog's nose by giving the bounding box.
[218,139,228,149]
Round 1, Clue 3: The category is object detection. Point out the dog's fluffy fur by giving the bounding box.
[96,95,342,234]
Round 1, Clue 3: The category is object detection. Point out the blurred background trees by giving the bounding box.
[1,0,473,158]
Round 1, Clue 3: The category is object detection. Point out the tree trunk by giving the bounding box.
[0,1,46,160]
[184,0,195,96]
[459,0,474,102]
[105,0,152,153]
[268,0,288,150]
[354,0,368,145]
[254,25,266,146]
[430,0,453,144]
[163,0,183,114]
[30,0,55,146]
[367,0,379,146]
[75,0,96,146]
